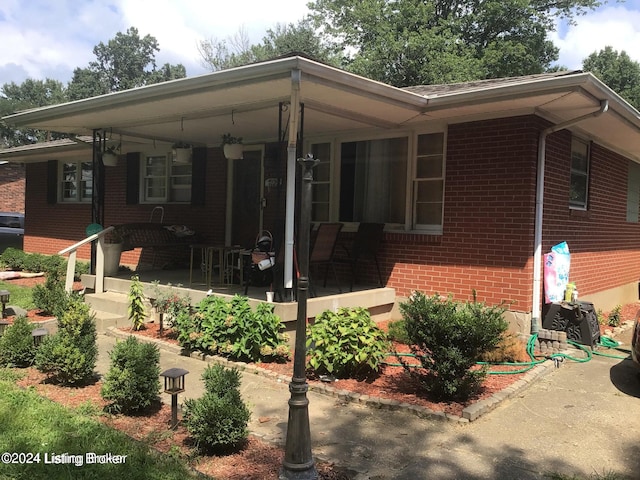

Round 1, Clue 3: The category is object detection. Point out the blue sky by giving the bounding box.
[0,0,639,87]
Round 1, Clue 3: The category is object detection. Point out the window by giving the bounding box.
[311,143,331,222]
[414,132,445,232]
[142,153,192,203]
[60,160,92,203]
[627,161,640,222]
[570,138,589,209]
[339,137,407,224]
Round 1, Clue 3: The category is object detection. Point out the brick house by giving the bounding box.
[2,56,640,332]
[0,162,25,213]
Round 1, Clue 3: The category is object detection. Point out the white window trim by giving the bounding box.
[59,159,92,203]
[139,150,192,204]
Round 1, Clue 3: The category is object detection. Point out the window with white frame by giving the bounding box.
[339,136,407,224]
[60,160,92,203]
[141,153,192,203]
[570,138,589,209]
[414,132,445,232]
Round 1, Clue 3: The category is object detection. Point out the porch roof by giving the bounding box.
[3,55,640,163]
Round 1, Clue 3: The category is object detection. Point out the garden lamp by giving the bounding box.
[0,290,9,318]
[0,320,9,336]
[32,328,48,347]
[161,368,189,429]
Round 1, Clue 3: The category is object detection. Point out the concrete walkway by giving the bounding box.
[98,325,640,480]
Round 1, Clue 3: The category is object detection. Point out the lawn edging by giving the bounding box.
[104,326,557,423]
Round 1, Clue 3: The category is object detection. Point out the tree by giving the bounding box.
[583,46,640,110]
[67,26,186,100]
[198,20,340,72]
[307,0,604,86]
[0,78,67,147]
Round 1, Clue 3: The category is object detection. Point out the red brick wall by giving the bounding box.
[542,131,640,300]
[381,116,540,311]
[0,163,25,213]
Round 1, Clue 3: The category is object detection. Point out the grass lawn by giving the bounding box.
[0,369,200,480]
[0,281,35,310]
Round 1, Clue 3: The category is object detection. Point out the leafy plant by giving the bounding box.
[306,307,390,378]
[478,332,529,363]
[607,305,622,327]
[0,247,27,270]
[101,336,161,414]
[596,308,606,326]
[400,291,508,401]
[128,275,147,331]
[0,315,37,367]
[150,282,191,329]
[32,269,71,316]
[387,319,410,344]
[183,364,250,453]
[174,295,290,362]
[221,133,242,145]
[35,296,97,385]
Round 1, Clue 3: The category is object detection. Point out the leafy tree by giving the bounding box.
[583,46,640,110]
[0,78,67,147]
[307,0,604,86]
[198,20,340,72]
[67,26,186,100]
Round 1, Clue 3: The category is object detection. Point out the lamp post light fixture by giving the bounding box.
[0,290,9,317]
[161,367,188,429]
[0,320,9,337]
[31,328,48,347]
[280,154,319,480]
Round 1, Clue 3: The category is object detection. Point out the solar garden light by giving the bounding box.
[280,154,319,480]
[0,290,9,318]
[161,368,188,429]
[0,320,9,336]
[31,328,48,347]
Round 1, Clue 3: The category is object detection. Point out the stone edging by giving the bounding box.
[104,327,556,423]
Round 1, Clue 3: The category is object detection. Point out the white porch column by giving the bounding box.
[284,70,301,291]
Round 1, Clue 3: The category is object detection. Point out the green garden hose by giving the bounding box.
[382,333,631,373]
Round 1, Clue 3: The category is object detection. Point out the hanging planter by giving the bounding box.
[172,142,192,164]
[221,133,243,160]
[101,146,119,166]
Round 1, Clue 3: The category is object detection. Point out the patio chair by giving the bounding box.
[338,222,384,291]
[308,222,343,296]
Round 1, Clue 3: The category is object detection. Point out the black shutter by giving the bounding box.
[191,147,207,206]
[126,152,140,205]
[46,160,57,204]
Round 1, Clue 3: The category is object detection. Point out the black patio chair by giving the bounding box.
[338,222,384,291]
[308,222,343,296]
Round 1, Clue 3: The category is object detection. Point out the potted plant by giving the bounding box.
[103,227,123,276]
[172,141,192,164]
[221,133,243,160]
[102,145,119,166]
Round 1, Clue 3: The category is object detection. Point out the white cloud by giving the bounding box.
[552,4,640,70]
[0,0,310,86]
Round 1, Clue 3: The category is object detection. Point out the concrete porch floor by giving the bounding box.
[81,267,397,328]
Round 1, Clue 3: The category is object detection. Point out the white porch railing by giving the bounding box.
[58,226,114,294]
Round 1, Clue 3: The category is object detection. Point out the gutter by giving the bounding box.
[531,99,609,333]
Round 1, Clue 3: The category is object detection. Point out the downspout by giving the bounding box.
[531,99,608,333]
[284,70,301,296]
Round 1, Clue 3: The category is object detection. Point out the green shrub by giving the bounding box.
[183,365,250,453]
[175,295,290,362]
[32,270,71,316]
[608,305,622,327]
[387,319,410,344]
[100,336,160,414]
[35,296,97,385]
[24,253,65,275]
[0,316,36,367]
[128,275,147,331]
[306,307,390,378]
[0,248,27,271]
[400,292,508,401]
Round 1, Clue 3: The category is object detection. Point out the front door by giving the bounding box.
[230,149,263,248]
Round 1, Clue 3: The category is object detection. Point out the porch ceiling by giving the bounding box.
[3,56,640,163]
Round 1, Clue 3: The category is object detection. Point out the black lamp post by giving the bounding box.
[0,320,9,336]
[280,154,319,480]
[161,367,188,429]
[0,290,9,317]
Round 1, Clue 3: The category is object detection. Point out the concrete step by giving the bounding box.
[92,310,127,333]
[85,291,130,317]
